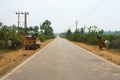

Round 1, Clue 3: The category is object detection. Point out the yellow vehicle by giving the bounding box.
[24,35,41,50]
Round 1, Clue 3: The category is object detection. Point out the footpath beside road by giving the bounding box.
[1,37,120,80]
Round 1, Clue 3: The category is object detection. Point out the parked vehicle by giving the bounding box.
[24,35,41,50]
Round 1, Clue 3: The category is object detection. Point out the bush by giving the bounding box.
[39,34,47,42]
[67,34,81,42]
[79,35,87,42]
[7,35,23,49]
[12,37,23,49]
[65,28,120,49]
[111,39,120,49]
[86,34,98,45]
[0,40,8,50]
[102,35,119,42]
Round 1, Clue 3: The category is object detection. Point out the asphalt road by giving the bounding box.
[1,37,120,80]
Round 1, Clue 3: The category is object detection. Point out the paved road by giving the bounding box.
[1,37,120,80]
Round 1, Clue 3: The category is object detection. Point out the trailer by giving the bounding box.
[24,35,41,50]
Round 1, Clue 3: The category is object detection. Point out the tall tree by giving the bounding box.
[0,22,2,29]
[33,26,39,33]
[66,29,72,37]
[40,20,54,39]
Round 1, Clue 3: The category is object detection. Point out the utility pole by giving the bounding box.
[21,11,29,34]
[76,20,78,30]
[16,12,21,32]
[40,24,41,33]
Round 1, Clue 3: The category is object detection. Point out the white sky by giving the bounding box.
[0,0,120,33]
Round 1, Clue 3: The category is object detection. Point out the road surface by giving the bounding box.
[1,37,120,80]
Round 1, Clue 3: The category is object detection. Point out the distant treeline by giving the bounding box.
[104,31,120,35]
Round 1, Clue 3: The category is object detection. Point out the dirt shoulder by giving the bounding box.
[0,39,53,76]
[73,41,120,66]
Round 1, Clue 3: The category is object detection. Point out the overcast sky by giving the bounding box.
[0,0,120,33]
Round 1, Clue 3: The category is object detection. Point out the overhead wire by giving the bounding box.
[79,0,105,22]
[0,0,18,12]
[0,0,21,25]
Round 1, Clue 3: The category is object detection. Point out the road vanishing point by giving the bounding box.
[1,37,120,80]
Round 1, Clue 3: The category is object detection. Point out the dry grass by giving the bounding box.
[73,41,120,65]
[0,39,53,76]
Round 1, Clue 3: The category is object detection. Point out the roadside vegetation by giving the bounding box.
[0,20,54,50]
[60,25,120,49]
[0,20,54,76]
[60,26,120,65]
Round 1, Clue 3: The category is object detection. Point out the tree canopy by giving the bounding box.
[40,20,54,39]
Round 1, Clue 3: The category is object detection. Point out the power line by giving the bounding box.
[80,0,105,22]
[15,11,29,34]
[0,0,13,23]
[0,0,19,12]
[0,0,21,26]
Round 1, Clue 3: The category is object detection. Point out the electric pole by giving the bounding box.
[16,12,21,32]
[76,20,78,30]
[40,24,41,33]
[21,11,29,34]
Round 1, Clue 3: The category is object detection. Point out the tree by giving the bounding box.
[29,26,33,32]
[2,25,9,31]
[98,29,104,34]
[33,26,39,34]
[66,29,72,37]
[9,25,17,32]
[0,22,3,29]
[80,27,85,34]
[40,20,54,39]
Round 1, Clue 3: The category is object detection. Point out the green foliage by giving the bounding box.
[0,22,2,27]
[66,29,72,37]
[27,26,39,35]
[66,26,120,48]
[65,27,98,45]
[86,34,97,45]
[10,36,23,49]
[65,25,120,49]
[0,40,7,50]
[68,33,81,42]
[0,23,23,50]
[33,26,39,34]
[111,38,120,49]
[0,20,55,50]
[40,20,54,39]
[102,34,119,42]
[0,35,23,50]
[38,34,47,42]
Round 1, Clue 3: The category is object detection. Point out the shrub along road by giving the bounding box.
[1,37,120,80]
